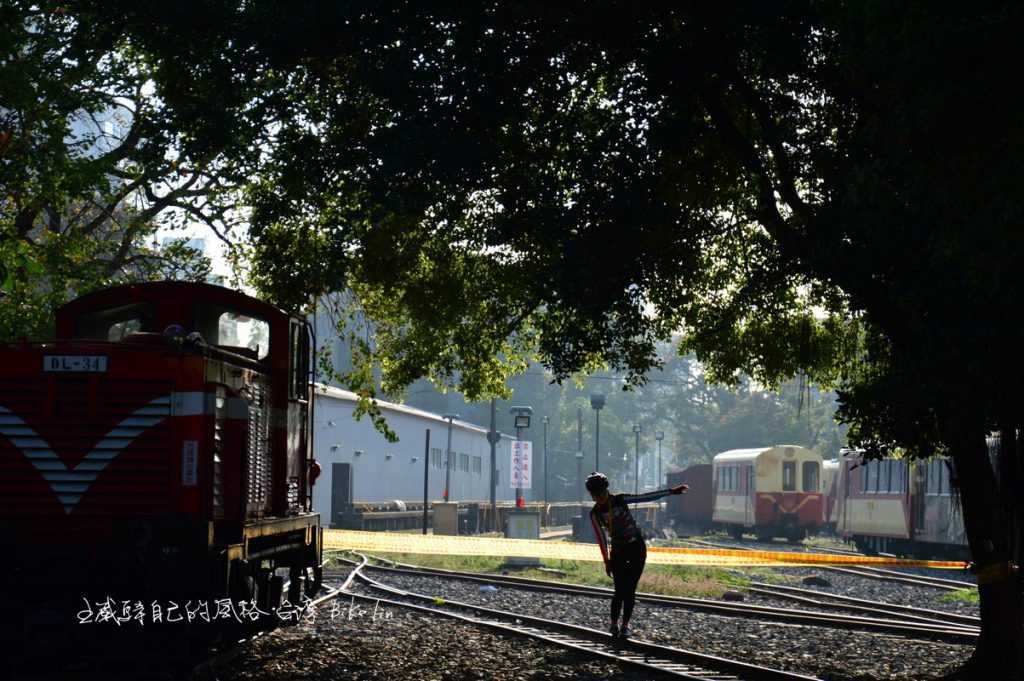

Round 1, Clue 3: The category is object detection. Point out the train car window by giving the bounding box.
[802,461,820,492]
[892,458,909,491]
[927,460,939,495]
[866,461,878,494]
[782,461,796,491]
[748,466,756,493]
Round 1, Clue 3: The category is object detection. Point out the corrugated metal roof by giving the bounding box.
[315,384,514,440]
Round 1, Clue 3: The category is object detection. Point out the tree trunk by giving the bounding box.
[945,414,1023,679]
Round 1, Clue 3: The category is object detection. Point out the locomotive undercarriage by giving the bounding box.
[0,513,321,679]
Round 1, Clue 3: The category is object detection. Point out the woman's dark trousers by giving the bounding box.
[610,541,647,625]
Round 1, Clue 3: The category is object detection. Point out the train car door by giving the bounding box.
[745,464,755,526]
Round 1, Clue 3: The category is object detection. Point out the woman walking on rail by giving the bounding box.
[585,472,688,639]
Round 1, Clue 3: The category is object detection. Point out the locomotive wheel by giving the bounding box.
[728,525,744,540]
[305,566,322,598]
[287,566,304,608]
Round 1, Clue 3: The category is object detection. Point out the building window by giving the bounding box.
[472,456,482,475]
[431,448,443,469]
[459,453,470,472]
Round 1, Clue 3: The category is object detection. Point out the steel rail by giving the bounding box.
[339,555,977,641]
[744,582,980,628]
[344,559,819,681]
[679,538,975,591]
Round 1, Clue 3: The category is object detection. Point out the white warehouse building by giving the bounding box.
[311,385,517,525]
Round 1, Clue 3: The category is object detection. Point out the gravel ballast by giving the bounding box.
[353,568,973,681]
[211,602,687,681]
[206,552,976,681]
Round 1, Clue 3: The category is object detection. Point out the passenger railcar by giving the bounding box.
[0,282,322,666]
[832,452,967,558]
[712,445,823,542]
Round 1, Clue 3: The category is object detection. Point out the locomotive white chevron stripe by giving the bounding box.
[0,395,170,514]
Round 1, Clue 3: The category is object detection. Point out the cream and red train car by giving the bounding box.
[833,453,967,558]
[0,282,322,669]
[712,445,823,542]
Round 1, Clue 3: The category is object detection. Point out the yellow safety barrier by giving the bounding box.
[323,530,969,569]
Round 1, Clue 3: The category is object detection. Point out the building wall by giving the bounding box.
[311,386,517,517]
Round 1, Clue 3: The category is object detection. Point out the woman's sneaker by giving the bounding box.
[609,623,619,637]
[618,625,630,639]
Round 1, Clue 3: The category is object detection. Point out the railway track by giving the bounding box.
[338,553,977,641]
[338,554,819,681]
[744,582,979,629]
[679,538,976,591]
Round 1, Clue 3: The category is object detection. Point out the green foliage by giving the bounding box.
[357,551,738,598]
[940,589,981,606]
[1,2,226,341]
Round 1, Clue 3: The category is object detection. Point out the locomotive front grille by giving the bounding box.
[213,386,226,519]
[245,382,272,517]
[0,377,173,516]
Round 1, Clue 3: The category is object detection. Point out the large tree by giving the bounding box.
[1,2,234,338]
[65,2,1024,676]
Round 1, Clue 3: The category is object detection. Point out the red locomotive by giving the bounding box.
[0,282,322,667]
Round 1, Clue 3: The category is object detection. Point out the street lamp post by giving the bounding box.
[576,407,584,503]
[442,413,459,502]
[590,394,605,472]
[542,415,549,511]
[509,406,533,508]
[633,425,641,495]
[655,431,664,488]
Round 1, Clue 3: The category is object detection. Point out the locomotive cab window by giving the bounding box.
[782,461,796,491]
[802,461,820,492]
[75,302,154,341]
[194,304,270,359]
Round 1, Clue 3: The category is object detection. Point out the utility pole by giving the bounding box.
[487,399,499,531]
[442,413,458,502]
[655,431,664,488]
[633,424,642,495]
[422,429,430,534]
